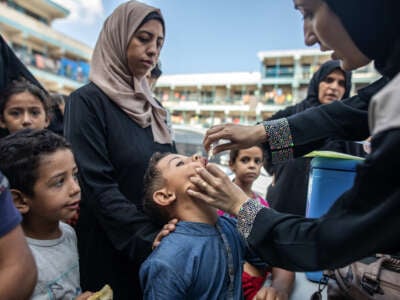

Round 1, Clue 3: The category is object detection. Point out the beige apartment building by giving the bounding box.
[0,2,379,127]
[155,49,379,127]
[0,0,92,94]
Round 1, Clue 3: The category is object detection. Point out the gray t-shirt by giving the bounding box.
[27,222,81,300]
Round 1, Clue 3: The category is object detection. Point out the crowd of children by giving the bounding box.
[0,37,93,298]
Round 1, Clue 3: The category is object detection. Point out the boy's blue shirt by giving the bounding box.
[140,216,264,300]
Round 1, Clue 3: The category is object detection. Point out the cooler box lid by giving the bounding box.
[311,156,360,171]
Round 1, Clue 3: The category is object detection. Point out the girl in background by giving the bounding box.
[220,145,294,300]
[221,146,268,215]
[0,80,49,135]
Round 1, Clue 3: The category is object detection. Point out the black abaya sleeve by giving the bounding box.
[263,77,388,163]
[246,128,400,271]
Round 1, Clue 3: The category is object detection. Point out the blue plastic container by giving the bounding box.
[305,157,360,282]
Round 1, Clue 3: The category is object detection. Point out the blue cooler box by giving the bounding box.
[305,157,360,282]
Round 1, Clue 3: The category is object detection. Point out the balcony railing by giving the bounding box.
[155,92,293,107]
[14,48,89,83]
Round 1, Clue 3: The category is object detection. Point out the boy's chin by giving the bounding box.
[61,213,77,223]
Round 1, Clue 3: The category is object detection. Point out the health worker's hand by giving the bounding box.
[187,163,248,215]
[203,123,267,155]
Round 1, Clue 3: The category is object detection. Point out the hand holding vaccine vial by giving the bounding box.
[207,139,231,161]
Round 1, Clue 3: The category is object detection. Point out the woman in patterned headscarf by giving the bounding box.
[64,1,175,299]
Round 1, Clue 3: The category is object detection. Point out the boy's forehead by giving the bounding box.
[5,93,44,107]
[37,149,75,175]
[157,154,186,170]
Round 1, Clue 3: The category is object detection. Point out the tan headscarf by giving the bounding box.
[89,0,172,144]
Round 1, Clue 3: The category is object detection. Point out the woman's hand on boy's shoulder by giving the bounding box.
[152,218,179,250]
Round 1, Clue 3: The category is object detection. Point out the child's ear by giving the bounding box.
[153,188,176,206]
[10,189,30,214]
[44,116,50,128]
[0,118,6,129]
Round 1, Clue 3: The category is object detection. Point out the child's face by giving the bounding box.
[157,153,207,196]
[0,91,49,133]
[25,149,80,223]
[230,147,263,185]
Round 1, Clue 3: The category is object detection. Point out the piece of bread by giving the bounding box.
[87,284,113,300]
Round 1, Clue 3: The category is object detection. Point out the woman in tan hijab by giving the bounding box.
[64,1,175,299]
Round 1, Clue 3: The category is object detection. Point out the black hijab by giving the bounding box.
[270,60,352,117]
[298,60,351,111]
[0,34,44,91]
[323,0,400,77]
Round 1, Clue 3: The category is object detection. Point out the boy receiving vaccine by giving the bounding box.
[0,129,92,299]
[140,152,292,299]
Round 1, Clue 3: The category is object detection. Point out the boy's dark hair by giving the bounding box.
[0,129,70,197]
[0,79,51,118]
[142,152,172,225]
[229,144,264,165]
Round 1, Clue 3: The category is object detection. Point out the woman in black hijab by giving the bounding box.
[189,0,400,271]
[266,60,365,216]
[269,60,351,117]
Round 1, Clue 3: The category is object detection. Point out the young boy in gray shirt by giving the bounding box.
[0,129,92,299]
